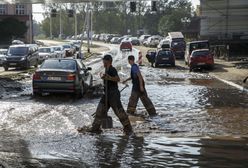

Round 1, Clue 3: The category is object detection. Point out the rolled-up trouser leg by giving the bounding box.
[127,90,139,114]
[140,90,157,116]
[92,95,110,130]
[109,91,132,131]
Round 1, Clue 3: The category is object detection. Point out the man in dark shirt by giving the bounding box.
[89,55,133,135]
[123,55,156,117]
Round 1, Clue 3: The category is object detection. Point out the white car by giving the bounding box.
[146,36,162,47]
[52,46,66,58]
[157,39,170,49]
[0,49,7,66]
[38,47,56,64]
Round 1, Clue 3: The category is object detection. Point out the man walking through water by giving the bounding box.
[87,55,133,135]
[123,55,157,117]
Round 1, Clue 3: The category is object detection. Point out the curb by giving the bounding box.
[213,75,248,93]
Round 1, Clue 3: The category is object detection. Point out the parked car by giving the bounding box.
[52,46,65,58]
[110,37,120,44]
[185,40,210,65]
[0,49,8,66]
[129,37,140,46]
[32,59,93,98]
[145,36,161,47]
[120,41,132,51]
[12,40,24,45]
[3,44,39,71]
[139,35,151,44]
[62,44,75,57]
[188,49,214,71]
[155,49,175,67]
[38,47,56,64]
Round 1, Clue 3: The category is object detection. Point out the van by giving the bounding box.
[3,44,39,71]
[184,40,210,65]
[165,32,186,59]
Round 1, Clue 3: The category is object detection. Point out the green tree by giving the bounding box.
[0,17,27,43]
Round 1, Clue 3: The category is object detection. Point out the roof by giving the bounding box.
[168,32,184,39]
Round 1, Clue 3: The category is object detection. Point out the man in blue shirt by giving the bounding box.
[123,55,156,116]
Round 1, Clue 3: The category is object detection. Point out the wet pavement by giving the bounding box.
[0,43,248,167]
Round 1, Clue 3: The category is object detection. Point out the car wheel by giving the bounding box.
[4,66,8,71]
[76,82,85,99]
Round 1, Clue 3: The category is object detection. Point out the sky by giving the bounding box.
[33,0,200,23]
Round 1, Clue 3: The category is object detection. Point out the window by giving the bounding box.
[16,4,25,15]
[0,4,6,14]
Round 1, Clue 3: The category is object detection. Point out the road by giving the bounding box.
[0,40,248,167]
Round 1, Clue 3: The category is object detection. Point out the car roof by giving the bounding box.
[9,44,29,48]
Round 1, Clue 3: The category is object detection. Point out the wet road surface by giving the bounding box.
[0,43,248,167]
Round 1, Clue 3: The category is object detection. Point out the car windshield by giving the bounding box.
[158,50,172,56]
[39,48,51,53]
[41,60,76,70]
[190,42,209,52]
[53,47,61,51]
[8,47,28,56]
[63,45,71,49]
[192,50,210,57]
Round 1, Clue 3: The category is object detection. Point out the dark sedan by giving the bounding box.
[155,49,175,67]
[32,59,93,98]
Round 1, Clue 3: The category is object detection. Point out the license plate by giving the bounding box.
[10,63,17,65]
[197,63,206,65]
[47,77,61,81]
[162,58,169,60]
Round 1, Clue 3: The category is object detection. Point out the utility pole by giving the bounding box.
[87,4,90,53]
[50,16,52,39]
[90,9,93,45]
[29,11,33,43]
[59,7,62,39]
[74,5,78,39]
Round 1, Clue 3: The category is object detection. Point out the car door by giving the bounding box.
[77,60,91,87]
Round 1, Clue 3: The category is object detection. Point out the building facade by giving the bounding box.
[0,4,33,43]
[200,0,248,58]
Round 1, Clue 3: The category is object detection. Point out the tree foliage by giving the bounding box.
[40,0,193,37]
[0,17,27,43]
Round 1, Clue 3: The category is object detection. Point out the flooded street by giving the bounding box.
[0,45,248,167]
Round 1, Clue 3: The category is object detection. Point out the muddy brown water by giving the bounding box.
[0,53,248,167]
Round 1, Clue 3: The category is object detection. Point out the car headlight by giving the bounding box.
[20,57,26,61]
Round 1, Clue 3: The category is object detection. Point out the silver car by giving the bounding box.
[38,47,56,64]
[52,46,66,58]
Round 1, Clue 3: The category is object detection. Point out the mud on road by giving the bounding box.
[0,43,248,167]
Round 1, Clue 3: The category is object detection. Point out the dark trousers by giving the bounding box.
[92,90,132,130]
[127,89,156,116]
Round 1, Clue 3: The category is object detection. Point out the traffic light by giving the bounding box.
[68,9,74,17]
[130,2,136,13]
[51,9,57,17]
[152,1,157,12]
